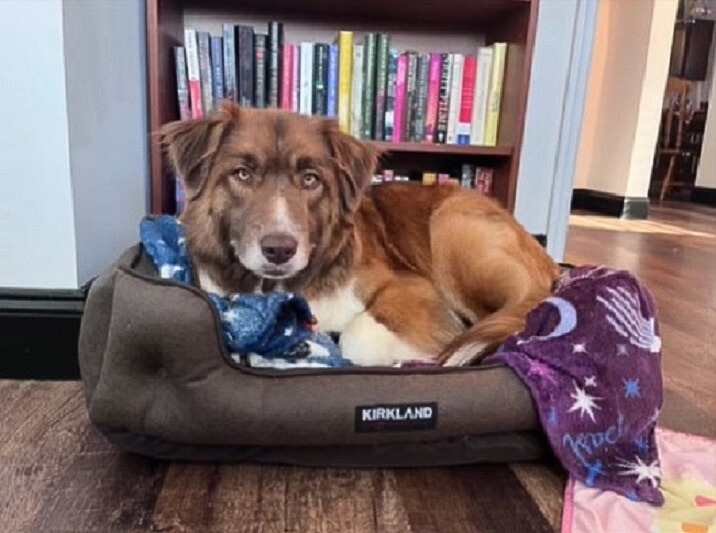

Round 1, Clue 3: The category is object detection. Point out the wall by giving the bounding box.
[0,0,78,289]
[695,47,716,189]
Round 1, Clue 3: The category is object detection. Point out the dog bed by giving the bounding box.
[78,244,548,465]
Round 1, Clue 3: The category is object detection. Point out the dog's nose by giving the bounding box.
[260,233,298,264]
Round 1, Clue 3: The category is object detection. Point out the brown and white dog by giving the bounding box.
[161,103,559,366]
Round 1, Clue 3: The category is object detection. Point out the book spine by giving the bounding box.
[484,42,507,146]
[393,53,408,143]
[291,45,300,113]
[254,34,267,108]
[236,25,254,107]
[313,44,329,115]
[222,24,237,102]
[404,51,418,141]
[197,32,214,115]
[267,22,283,108]
[471,46,493,145]
[424,53,441,143]
[384,48,398,141]
[327,44,339,117]
[336,31,353,133]
[281,43,293,110]
[457,54,476,145]
[184,30,203,118]
[374,33,389,142]
[299,42,314,115]
[446,53,463,144]
[413,54,430,142]
[210,36,224,109]
[361,33,377,139]
[350,43,364,138]
[436,53,452,143]
[174,47,191,120]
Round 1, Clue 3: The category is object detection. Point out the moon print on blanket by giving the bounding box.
[596,286,661,354]
[517,297,578,345]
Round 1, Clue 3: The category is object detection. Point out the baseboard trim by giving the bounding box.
[571,189,650,219]
[0,287,87,380]
[691,186,716,207]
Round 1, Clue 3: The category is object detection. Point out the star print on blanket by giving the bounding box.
[139,216,351,368]
[490,265,664,505]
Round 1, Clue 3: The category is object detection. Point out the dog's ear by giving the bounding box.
[160,104,238,197]
[323,121,380,217]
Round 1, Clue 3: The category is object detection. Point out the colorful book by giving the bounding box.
[436,53,452,143]
[174,46,191,120]
[254,33,267,108]
[291,45,300,113]
[235,25,254,107]
[413,53,430,142]
[374,34,390,141]
[210,35,224,109]
[327,44,339,117]
[446,53,463,144]
[471,46,493,145]
[404,51,418,141]
[393,53,408,143]
[424,53,442,142]
[281,43,293,110]
[197,31,214,115]
[222,24,237,102]
[361,33,377,139]
[476,167,494,195]
[384,48,399,141]
[484,43,507,146]
[299,42,314,115]
[267,22,284,108]
[335,31,353,133]
[313,43,329,115]
[457,54,476,145]
[184,30,202,118]
[350,43,364,138]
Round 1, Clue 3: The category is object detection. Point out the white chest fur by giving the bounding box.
[308,279,365,333]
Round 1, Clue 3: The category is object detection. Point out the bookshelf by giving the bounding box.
[146,0,539,214]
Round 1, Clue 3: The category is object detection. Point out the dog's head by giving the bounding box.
[161,103,378,281]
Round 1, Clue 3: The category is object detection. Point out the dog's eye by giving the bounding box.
[232,166,253,182]
[302,172,320,189]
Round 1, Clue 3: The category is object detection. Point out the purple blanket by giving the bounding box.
[491,265,664,505]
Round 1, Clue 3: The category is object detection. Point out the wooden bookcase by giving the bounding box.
[146,0,539,214]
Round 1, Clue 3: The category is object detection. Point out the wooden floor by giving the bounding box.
[1,202,714,532]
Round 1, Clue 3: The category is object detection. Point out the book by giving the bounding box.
[422,172,437,185]
[184,30,203,118]
[267,22,284,108]
[235,25,254,107]
[291,45,300,113]
[281,43,293,110]
[393,53,408,143]
[484,43,507,146]
[424,53,442,143]
[327,44,339,117]
[412,53,430,142]
[374,34,390,141]
[460,163,475,189]
[457,54,476,145]
[350,43,364,138]
[475,167,494,195]
[210,35,224,109]
[299,42,314,115]
[404,51,418,141]
[361,33,377,139]
[471,46,493,145]
[313,43,329,115]
[384,48,398,141]
[197,31,214,115]
[335,31,353,133]
[254,34,268,108]
[436,53,452,143]
[446,53,463,144]
[438,173,451,185]
[222,24,237,102]
[174,47,191,120]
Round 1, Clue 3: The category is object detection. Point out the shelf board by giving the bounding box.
[368,141,513,157]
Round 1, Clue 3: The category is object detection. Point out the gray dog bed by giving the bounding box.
[78,245,548,465]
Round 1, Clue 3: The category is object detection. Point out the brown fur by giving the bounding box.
[161,103,560,366]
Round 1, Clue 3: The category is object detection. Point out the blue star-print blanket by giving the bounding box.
[489,265,664,505]
[139,216,351,369]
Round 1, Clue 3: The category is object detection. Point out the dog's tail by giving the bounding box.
[437,294,543,367]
